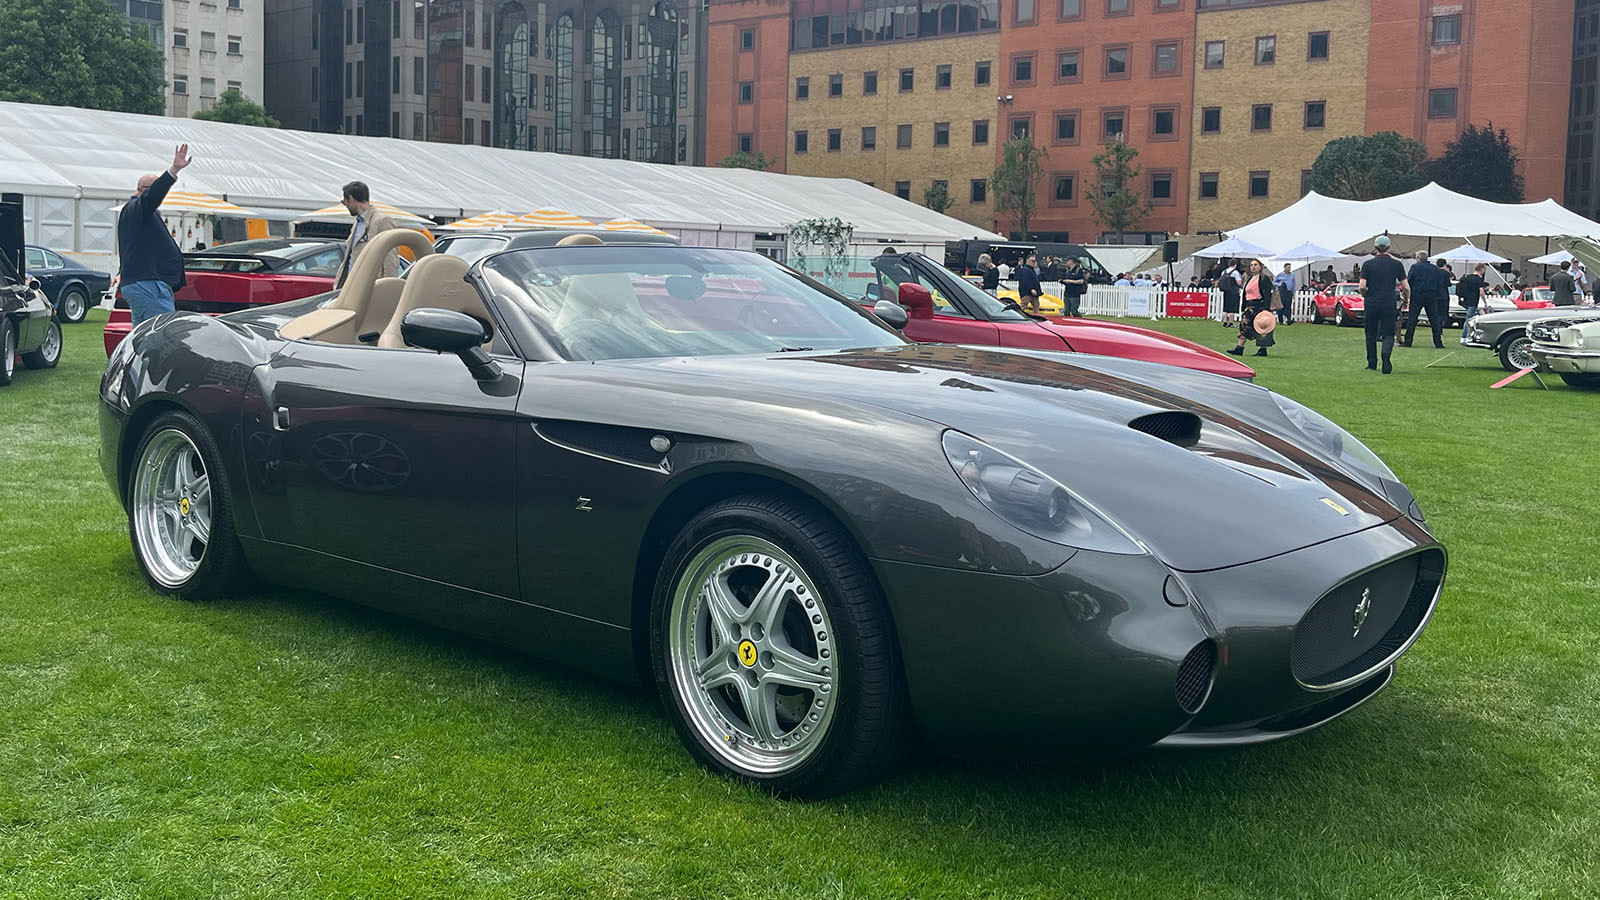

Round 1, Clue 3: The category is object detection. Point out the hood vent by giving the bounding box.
[1129,410,1202,448]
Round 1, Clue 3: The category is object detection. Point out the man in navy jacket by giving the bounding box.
[1016,252,1043,314]
[1402,251,1449,348]
[118,144,193,325]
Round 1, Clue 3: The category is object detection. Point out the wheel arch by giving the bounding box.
[117,395,205,504]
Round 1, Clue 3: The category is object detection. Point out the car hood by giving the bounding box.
[1474,307,1600,325]
[1034,316,1256,379]
[606,344,1402,572]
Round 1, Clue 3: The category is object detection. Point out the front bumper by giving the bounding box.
[876,516,1443,758]
[1530,345,1600,373]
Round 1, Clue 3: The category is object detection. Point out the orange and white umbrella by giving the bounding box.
[112,190,254,215]
[508,208,597,229]
[600,218,672,236]
[295,200,433,227]
[438,209,521,230]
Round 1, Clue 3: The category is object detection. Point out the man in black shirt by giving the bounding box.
[1402,252,1449,348]
[1016,253,1043,314]
[1358,236,1407,373]
[1455,263,1487,339]
[1059,258,1087,317]
[118,144,193,325]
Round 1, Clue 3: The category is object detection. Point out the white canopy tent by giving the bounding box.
[0,100,1000,265]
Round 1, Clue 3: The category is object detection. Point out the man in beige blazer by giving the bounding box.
[333,180,397,289]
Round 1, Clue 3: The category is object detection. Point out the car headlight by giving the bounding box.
[942,431,1146,555]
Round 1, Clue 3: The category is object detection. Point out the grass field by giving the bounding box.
[2,310,1596,899]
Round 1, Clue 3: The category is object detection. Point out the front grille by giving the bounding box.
[1130,410,1202,447]
[1529,322,1559,343]
[1175,640,1217,714]
[1290,550,1444,689]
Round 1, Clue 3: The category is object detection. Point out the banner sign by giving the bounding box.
[1165,291,1211,318]
[1126,291,1151,317]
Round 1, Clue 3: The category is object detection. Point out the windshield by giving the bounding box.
[1530,288,1554,301]
[1334,284,1361,296]
[479,246,906,361]
[803,255,1031,322]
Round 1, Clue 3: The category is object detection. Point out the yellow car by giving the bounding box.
[964,275,1065,316]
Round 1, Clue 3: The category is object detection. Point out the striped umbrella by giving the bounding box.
[509,208,597,229]
[438,209,522,230]
[600,218,672,236]
[112,190,254,215]
[295,200,434,227]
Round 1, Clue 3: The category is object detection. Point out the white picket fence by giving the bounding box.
[1077,285,1321,321]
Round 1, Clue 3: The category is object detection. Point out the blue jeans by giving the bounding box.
[123,280,175,326]
[1461,305,1478,339]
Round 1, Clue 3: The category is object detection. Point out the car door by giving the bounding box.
[884,259,1000,345]
[246,340,526,600]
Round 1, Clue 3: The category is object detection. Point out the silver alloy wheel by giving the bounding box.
[61,290,86,322]
[1335,304,1346,326]
[39,319,61,364]
[668,535,840,776]
[1505,335,1536,371]
[131,428,213,588]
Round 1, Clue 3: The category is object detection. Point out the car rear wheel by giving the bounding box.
[1559,372,1600,389]
[1334,304,1348,326]
[58,287,89,324]
[20,316,61,369]
[1312,304,1324,325]
[0,319,14,386]
[128,410,248,600]
[1498,332,1534,372]
[650,494,912,798]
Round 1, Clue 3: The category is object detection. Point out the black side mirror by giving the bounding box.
[401,307,501,381]
[872,298,909,331]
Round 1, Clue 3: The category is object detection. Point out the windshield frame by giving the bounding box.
[470,245,909,363]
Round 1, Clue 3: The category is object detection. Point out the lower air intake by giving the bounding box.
[1175,640,1217,714]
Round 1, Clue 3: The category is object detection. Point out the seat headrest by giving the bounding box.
[556,233,605,246]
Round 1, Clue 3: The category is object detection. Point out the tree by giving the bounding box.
[989,136,1047,237]
[1088,138,1153,243]
[718,149,775,171]
[0,0,165,115]
[922,181,953,214]
[1427,123,1525,202]
[193,88,280,128]
[1308,131,1430,200]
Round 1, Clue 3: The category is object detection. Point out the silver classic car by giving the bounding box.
[1463,306,1600,371]
[1529,315,1600,388]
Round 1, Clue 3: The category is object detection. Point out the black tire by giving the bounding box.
[1334,304,1348,327]
[649,494,914,798]
[0,317,14,386]
[20,315,61,369]
[1311,305,1324,325]
[57,287,89,324]
[1497,331,1533,372]
[127,409,250,601]
[1559,372,1600,389]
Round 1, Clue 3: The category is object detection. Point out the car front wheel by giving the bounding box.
[1498,332,1535,372]
[58,287,89,324]
[1312,304,1325,325]
[128,410,248,600]
[20,315,61,369]
[1335,304,1348,326]
[651,494,912,798]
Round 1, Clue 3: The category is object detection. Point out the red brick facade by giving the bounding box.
[708,0,794,169]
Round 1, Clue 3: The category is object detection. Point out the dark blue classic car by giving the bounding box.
[25,245,110,324]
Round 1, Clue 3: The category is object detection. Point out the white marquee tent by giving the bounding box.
[0,100,1000,265]
[1222,184,1600,262]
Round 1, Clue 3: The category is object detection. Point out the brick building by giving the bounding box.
[708,0,793,170]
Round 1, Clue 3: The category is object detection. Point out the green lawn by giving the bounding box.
[2,310,1596,899]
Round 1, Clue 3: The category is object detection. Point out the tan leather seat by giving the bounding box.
[553,272,646,331]
[378,253,494,349]
[281,228,435,344]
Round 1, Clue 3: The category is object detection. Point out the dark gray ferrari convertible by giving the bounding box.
[99,229,1446,797]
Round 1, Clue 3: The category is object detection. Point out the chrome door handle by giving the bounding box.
[273,406,291,431]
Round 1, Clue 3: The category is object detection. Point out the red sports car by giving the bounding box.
[1505,286,1557,309]
[1311,282,1365,326]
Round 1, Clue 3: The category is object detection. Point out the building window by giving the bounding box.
[1059,0,1081,19]
[1102,108,1125,140]
[310,66,318,101]
[1107,0,1129,15]
[482,65,490,105]
[740,28,755,51]
[795,77,809,100]
[1250,171,1270,198]
[862,126,877,149]
[1104,45,1129,78]
[1301,169,1313,196]
[1304,100,1326,129]
[897,123,913,147]
[1429,87,1458,118]
[391,56,399,95]
[1011,115,1031,139]
[934,121,950,146]
[173,77,188,95]
[973,119,989,145]
[937,64,952,89]
[1252,103,1272,131]
[971,179,987,203]
[354,59,363,98]
[895,181,911,200]
[828,128,842,151]
[1201,106,1221,133]
[795,130,808,153]
[1204,40,1224,69]
[1199,172,1219,199]
[1054,112,1078,143]
[414,112,424,139]
[1012,54,1034,84]
[1057,50,1080,81]
[1308,31,1330,60]
[227,34,241,55]
[344,61,352,98]
[1053,174,1076,203]
[975,60,991,85]
[829,73,843,96]
[173,29,187,48]
[739,81,754,103]
[414,56,423,95]
[1433,14,1461,45]
[230,80,242,94]
[465,65,475,102]
[200,77,216,98]
[1255,35,1276,65]
[1154,41,1178,75]
[680,71,688,109]
[1150,171,1174,204]
[1156,0,1179,7]
[900,67,914,91]
[1015,0,1035,24]
[229,0,242,7]
[864,71,878,94]
[738,133,752,152]
[201,31,216,52]
[483,120,491,146]
[1151,106,1176,138]
[465,117,475,143]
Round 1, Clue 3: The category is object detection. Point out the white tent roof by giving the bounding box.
[1084,245,1159,275]
[0,100,999,244]
[1225,184,1600,257]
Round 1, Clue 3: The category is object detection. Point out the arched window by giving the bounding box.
[495,1,530,149]
[428,0,464,143]
[643,0,678,163]
[555,13,574,153]
[590,9,622,157]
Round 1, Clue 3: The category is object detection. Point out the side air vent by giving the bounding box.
[1129,411,1202,447]
[1175,640,1217,714]
[535,421,670,468]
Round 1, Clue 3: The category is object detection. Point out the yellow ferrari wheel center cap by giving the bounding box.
[737,640,758,668]
[179,497,191,516]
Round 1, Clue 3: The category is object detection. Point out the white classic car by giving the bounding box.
[1529,315,1600,388]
